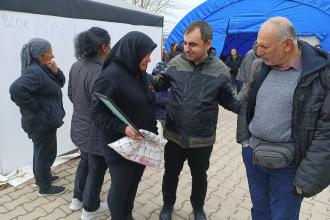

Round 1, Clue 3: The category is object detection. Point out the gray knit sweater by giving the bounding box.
[248,68,301,146]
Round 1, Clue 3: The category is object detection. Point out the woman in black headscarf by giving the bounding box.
[91,31,157,220]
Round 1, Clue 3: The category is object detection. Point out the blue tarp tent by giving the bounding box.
[166,0,330,57]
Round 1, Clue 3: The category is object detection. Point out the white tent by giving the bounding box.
[0,0,164,175]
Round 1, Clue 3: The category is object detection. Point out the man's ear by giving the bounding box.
[284,38,294,53]
[206,39,212,49]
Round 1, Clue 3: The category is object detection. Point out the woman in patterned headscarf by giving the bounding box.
[9,38,66,196]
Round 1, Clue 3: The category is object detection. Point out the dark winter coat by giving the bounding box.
[226,55,242,77]
[237,40,330,197]
[153,55,241,148]
[68,57,103,156]
[9,62,65,138]
[91,31,157,163]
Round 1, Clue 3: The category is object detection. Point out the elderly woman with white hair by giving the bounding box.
[9,38,66,196]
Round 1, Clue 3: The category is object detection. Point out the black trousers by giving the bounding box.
[104,152,145,220]
[73,151,108,212]
[32,129,57,190]
[162,140,213,209]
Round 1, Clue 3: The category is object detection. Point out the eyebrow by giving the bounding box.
[184,40,197,45]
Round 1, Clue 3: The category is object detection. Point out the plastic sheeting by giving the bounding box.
[0,152,79,188]
[166,0,330,56]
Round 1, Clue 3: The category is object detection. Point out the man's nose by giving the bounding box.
[256,47,263,57]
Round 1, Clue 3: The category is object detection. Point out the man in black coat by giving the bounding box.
[153,21,241,220]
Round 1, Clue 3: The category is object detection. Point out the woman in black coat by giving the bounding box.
[9,38,66,196]
[91,31,157,220]
[226,48,242,93]
[68,27,111,219]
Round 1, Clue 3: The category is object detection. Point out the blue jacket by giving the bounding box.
[155,90,169,120]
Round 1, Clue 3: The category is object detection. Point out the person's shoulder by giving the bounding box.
[102,62,129,80]
[246,49,256,57]
[209,56,223,64]
[70,60,83,72]
[251,58,263,67]
[85,60,103,74]
[102,61,119,73]
[168,54,184,65]
[168,54,193,72]
[204,56,230,78]
[72,59,82,66]
[23,63,43,76]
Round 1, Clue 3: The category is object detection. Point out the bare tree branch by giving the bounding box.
[126,0,181,15]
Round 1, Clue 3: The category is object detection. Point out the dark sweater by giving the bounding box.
[226,55,242,77]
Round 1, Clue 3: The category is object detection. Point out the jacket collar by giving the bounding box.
[83,56,103,65]
[299,40,330,78]
[181,53,213,66]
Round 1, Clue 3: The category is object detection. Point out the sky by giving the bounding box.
[119,0,205,35]
[161,0,206,35]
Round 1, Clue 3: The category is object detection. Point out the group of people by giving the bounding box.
[9,16,330,220]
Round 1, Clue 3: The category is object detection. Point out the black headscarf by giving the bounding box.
[103,31,157,76]
[103,31,157,102]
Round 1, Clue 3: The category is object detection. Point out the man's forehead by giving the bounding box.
[183,37,198,44]
[256,37,268,46]
[259,23,279,37]
[184,28,201,38]
[257,26,278,43]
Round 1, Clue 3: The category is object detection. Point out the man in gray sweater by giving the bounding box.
[237,17,330,220]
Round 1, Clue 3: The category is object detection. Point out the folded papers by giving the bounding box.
[108,130,167,167]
